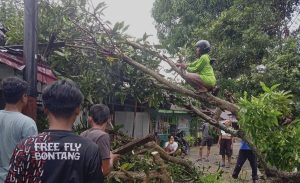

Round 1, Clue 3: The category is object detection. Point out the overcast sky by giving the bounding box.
[89,0,183,81]
[91,0,158,44]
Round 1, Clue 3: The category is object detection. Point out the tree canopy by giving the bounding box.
[152,0,300,109]
[1,0,300,181]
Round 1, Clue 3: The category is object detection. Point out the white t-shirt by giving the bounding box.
[164,141,178,153]
[221,130,232,137]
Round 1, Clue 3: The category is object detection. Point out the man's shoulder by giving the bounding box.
[81,128,108,138]
[21,114,36,126]
[0,110,34,122]
[77,134,98,144]
[13,112,35,125]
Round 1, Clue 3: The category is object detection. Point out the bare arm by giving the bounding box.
[217,135,222,147]
[102,152,119,176]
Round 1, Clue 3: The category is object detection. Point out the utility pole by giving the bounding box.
[23,0,38,121]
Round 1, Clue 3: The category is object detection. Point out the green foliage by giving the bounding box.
[189,117,203,138]
[153,0,299,76]
[239,83,300,171]
[153,0,300,114]
[0,0,166,108]
[246,38,300,116]
[184,135,196,146]
[168,163,223,183]
[152,0,233,54]
[36,111,49,132]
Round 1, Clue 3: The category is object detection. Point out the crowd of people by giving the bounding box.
[198,120,259,183]
[0,39,258,182]
[0,77,118,183]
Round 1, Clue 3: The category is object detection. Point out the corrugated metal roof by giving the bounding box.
[0,51,57,84]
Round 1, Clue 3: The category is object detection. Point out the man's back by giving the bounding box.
[0,110,37,182]
[5,130,104,183]
[81,128,110,160]
[202,123,211,138]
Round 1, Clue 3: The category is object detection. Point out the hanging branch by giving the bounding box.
[67,12,239,114]
[123,40,239,113]
[65,8,300,181]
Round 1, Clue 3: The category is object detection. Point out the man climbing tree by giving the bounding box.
[176,40,216,93]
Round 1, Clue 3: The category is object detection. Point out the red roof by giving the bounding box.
[0,51,57,84]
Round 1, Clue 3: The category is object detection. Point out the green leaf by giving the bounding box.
[260,82,270,92]
[270,84,280,91]
[54,50,65,57]
[120,163,134,171]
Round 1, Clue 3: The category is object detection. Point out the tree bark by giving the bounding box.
[68,15,300,182]
[145,142,196,172]
[109,171,170,182]
[112,134,155,155]
[151,151,173,183]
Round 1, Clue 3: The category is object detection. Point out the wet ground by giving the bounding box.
[185,139,265,182]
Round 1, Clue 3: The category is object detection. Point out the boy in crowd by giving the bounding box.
[5,80,104,183]
[0,77,37,183]
[81,104,119,176]
[218,120,234,168]
[198,122,213,162]
[164,135,179,156]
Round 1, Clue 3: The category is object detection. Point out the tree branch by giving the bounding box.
[145,141,196,172]
[125,40,182,74]
[118,53,238,113]
[189,105,239,137]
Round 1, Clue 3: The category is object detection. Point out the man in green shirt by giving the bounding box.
[176,40,216,93]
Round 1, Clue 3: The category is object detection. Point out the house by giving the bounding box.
[0,47,57,108]
[105,97,194,140]
[108,96,151,138]
[151,104,193,146]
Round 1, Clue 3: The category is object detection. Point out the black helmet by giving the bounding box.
[195,40,210,53]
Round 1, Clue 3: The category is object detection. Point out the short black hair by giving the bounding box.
[2,77,28,104]
[89,104,110,125]
[42,79,83,119]
[168,135,174,140]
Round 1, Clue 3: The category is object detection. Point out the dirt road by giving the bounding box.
[185,140,264,182]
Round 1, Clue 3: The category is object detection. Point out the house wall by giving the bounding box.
[0,64,15,79]
[177,115,190,135]
[114,111,150,138]
[155,113,191,136]
[0,64,50,111]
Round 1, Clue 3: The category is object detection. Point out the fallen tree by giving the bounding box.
[33,2,300,182]
[108,137,219,183]
[65,8,300,182]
